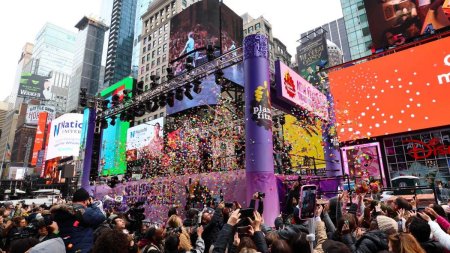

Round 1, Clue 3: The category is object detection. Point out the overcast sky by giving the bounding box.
[0,0,342,102]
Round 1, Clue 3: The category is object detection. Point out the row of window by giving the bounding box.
[136,112,165,125]
[143,2,175,33]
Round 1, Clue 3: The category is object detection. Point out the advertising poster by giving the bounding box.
[46,113,84,160]
[18,72,54,100]
[341,143,386,187]
[31,112,48,166]
[296,34,329,88]
[364,0,450,49]
[330,36,450,142]
[25,105,56,125]
[99,77,133,176]
[274,60,329,121]
[126,117,164,161]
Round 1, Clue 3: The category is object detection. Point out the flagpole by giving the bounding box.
[0,135,10,180]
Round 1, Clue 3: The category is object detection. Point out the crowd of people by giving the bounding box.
[1,183,450,253]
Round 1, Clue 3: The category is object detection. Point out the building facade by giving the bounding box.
[137,0,200,123]
[340,0,372,60]
[104,0,138,86]
[273,38,292,67]
[32,23,77,77]
[131,0,154,78]
[67,17,109,112]
[299,18,351,63]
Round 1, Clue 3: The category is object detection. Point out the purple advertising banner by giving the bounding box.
[244,34,279,226]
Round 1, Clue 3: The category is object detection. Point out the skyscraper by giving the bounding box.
[32,23,77,77]
[67,17,109,112]
[104,0,138,86]
[131,0,154,78]
[299,18,351,63]
[340,0,372,60]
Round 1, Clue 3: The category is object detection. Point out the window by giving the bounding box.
[164,23,169,31]
[163,43,167,52]
[143,37,147,44]
[248,26,253,33]
[362,27,370,37]
[255,23,261,30]
[157,47,161,55]
[159,27,163,35]
[153,40,156,47]
[157,57,160,65]
[160,112,164,117]
[146,54,150,61]
[151,60,155,67]
[152,50,156,58]
[158,37,162,44]
[141,57,145,64]
[164,33,168,41]
[147,44,151,51]
[154,115,157,119]
[244,30,247,35]
[143,47,146,53]
[162,54,166,62]
[146,64,149,71]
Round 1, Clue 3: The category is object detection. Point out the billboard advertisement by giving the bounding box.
[296,34,329,88]
[341,143,386,187]
[45,113,84,160]
[274,60,329,121]
[282,115,325,171]
[31,112,48,166]
[329,36,450,142]
[99,77,133,176]
[383,128,450,200]
[364,0,450,49]
[169,0,242,74]
[19,72,54,100]
[25,105,56,125]
[126,117,164,161]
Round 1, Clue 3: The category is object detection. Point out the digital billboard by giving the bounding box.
[99,77,133,176]
[19,72,55,100]
[274,60,329,121]
[45,113,84,160]
[25,105,56,125]
[329,36,450,142]
[31,112,48,166]
[364,0,450,49]
[296,34,329,88]
[126,117,164,161]
[169,0,243,74]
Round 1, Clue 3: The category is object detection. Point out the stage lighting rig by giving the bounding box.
[123,89,132,101]
[111,94,120,106]
[185,56,194,71]
[166,67,174,80]
[215,69,225,84]
[110,115,117,126]
[166,91,175,107]
[159,95,167,107]
[206,44,215,61]
[136,81,145,95]
[101,99,109,110]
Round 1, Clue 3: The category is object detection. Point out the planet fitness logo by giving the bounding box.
[251,81,272,129]
[283,72,295,98]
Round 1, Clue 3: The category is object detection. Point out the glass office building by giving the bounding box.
[340,0,372,60]
[104,0,137,86]
[32,23,76,76]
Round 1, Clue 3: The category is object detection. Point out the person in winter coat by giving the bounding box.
[29,237,66,253]
[408,216,444,253]
[50,188,106,253]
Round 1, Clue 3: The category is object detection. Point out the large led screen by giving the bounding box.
[364,0,450,49]
[99,77,133,176]
[329,36,450,142]
[169,0,243,74]
[126,117,164,161]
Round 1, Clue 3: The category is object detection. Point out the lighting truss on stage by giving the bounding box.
[97,47,244,120]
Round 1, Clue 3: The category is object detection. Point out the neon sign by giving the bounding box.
[403,137,450,160]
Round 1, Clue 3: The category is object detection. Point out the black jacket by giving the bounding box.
[420,240,444,253]
[203,207,224,253]
[212,224,268,253]
[345,230,388,253]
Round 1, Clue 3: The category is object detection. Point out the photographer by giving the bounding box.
[50,188,106,253]
[3,216,28,249]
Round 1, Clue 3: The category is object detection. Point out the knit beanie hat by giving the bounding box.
[376,215,398,233]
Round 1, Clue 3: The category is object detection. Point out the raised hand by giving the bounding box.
[228,209,241,226]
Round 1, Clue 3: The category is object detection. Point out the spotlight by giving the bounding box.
[150,82,158,90]
[101,99,109,110]
[193,79,202,94]
[184,83,193,100]
[166,91,175,107]
[175,88,184,101]
[135,81,145,95]
[215,69,224,84]
[134,105,146,117]
[166,67,174,80]
[150,75,160,82]
[119,112,127,121]
[110,115,117,126]
[159,95,167,107]
[151,100,159,112]
[123,89,132,101]
[111,94,120,106]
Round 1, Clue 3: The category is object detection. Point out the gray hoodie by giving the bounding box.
[29,237,66,253]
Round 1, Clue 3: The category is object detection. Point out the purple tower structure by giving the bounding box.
[244,34,279,226]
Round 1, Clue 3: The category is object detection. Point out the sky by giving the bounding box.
[0,0,343,102]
